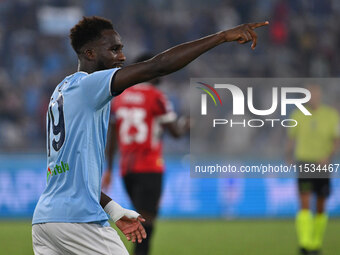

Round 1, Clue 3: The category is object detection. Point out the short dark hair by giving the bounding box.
[70,16,114,54]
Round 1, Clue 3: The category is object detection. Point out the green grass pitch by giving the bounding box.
[1,219,340,255]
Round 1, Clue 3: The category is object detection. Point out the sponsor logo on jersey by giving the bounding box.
[47,161,70,181]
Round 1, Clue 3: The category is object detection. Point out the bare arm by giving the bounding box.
[100,191,112,208]
[164,116,190,139]
[112,22,269,93]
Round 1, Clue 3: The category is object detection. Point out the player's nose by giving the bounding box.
[118,52,126,62]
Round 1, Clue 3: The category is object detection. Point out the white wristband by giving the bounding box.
[104,200,140,222]
[123,209,140,219]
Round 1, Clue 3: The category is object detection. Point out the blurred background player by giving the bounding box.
[286,85,340,255]
[103,53,190,255]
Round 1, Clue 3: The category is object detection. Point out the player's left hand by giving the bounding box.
[115,215,147,243]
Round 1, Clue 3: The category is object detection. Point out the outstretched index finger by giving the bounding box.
[249,21,269,29]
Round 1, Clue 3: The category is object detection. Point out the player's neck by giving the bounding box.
[78,61,97,74]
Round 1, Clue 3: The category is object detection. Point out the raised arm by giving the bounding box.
[112,22,269,93]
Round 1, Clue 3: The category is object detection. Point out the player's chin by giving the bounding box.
[112,63,124,68]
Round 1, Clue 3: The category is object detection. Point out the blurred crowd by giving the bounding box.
[1,0,340,155]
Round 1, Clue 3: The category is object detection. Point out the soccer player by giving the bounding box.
[286,85,340,255]
[102,53,189,255]
[32,16,268,254]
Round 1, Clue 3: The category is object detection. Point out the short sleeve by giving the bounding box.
[331,110,340,138]
[153,91,177,123]
[80,68,120,110]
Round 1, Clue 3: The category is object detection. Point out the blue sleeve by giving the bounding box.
[80,68,120,109]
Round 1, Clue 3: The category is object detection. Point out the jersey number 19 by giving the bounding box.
[47,94,65,157]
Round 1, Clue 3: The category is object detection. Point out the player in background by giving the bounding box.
[102,53,189,255]
[32,16,268,254]
[286,85,340,255]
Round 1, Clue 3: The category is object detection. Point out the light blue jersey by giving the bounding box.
[32,68,119,225]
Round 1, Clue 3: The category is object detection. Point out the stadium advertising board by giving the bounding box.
[1,155,340,218]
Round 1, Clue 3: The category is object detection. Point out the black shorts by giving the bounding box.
[297,178,330,198]
[123,173,163,216]
[297,162,331,197]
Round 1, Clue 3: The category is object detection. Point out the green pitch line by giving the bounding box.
[1,219,340,255]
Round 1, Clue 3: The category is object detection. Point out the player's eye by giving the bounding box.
[111,45,123,52]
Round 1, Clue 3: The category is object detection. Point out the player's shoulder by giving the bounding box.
[65,71,88,81]
[61,72,88,88]
[320,104,337,113]
[74,71,88,79]
[51,72,81,94]
[77,68,119,86]
[320,105,339,119]
[290,108,303,119]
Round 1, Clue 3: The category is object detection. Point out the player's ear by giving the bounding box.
[83,48,96,60]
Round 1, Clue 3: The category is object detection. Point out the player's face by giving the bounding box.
[307,85,322,109]
[94,29,126,70]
